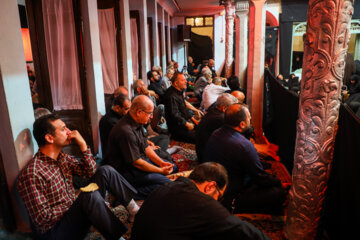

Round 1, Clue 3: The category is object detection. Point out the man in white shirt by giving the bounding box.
[201,77,230,110]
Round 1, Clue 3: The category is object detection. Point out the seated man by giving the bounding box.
[133,79,167,133]
[164,73,203,143]
[131,162,269,240]
[101,92,179,162]
[205,104,287,214]
[208,58,217,78]
[100,94,131,155]
[231,90,245,104]
[194,67,212,100]
[226,75,247,102]
[200,77,230,110]
[196,93,238,163]
[106,95,178,199]
[18,114,138,240]
[148,70,165,103]
[105,85,129,113]
[161,68,175,91]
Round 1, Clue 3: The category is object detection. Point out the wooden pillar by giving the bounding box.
[147,0,159,66]
[247,0,266,141]
[119,0,133,89]
[224,0,235,78]
[285,1,354,239]
[158,6,166,72]
[80,0,106,154]
[130,0,150,80]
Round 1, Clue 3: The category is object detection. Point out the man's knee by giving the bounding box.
[96,165,117,176]
[146,173,171,185]
[79,191,104,212]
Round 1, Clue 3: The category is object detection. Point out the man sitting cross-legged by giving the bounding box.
[164,72,203,143]
[17,114,138,240]
[105,95,178,199]
[100,94,180,165]
[205,104,287,215]
[131,162,269,240]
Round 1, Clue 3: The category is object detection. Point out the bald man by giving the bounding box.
[106,95,178,199]
[231,90,245,104]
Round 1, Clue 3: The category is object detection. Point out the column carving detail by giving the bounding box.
[285,1,354,239]
[224,0,235,78]
[235,1,249,87]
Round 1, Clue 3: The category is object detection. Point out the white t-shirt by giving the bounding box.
[201,84,230,110]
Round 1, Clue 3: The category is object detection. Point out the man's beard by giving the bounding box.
[242,126,255,140]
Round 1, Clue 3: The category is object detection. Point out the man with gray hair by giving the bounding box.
[201,77,230,110]
[161,68,175,90]
[194,67,212,100]
[195,93,238,162]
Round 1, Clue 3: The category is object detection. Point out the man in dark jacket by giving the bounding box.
[131,162,269,240]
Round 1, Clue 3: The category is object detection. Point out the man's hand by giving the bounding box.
[140,86,150,95]
[68,130,87,152]
[159,162,174,175]
[195,109,204,119]
[191,117,199,125]
[147,140,160,151]
[185,122,195,131]
[148,90,159,100]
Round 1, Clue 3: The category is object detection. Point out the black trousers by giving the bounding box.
[149,134,170,151]
[38,165,137,240]
[170,128,196,144]
[222,183,287,215]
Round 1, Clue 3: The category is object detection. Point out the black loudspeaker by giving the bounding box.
[177,25,191,42]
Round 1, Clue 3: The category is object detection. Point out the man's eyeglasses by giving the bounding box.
[141,110,153,116]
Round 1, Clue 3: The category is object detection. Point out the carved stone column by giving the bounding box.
[247,0,266,141]
[235,1,249,87]
[235,1,249,88]
[285,1,354,239]
[224,0,235,78]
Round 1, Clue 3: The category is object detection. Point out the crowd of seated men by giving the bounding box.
[18,60,288,239]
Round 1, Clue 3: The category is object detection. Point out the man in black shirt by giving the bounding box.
[106,95,178,199]
[99,94,131,156]
[164,73,203,143]
[131,162,269,240]
[196,93,238,163]
[148,70,165,103]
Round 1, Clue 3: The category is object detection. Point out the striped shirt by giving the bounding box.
[17,148,96,234]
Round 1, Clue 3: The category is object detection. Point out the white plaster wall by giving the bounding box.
[214,14,226,76]
[130,0,150,79]
[0,0,36,231]
[80,0,106,155]
[266,1,282,22]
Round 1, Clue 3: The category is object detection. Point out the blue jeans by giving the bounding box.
[123,158,178,200]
